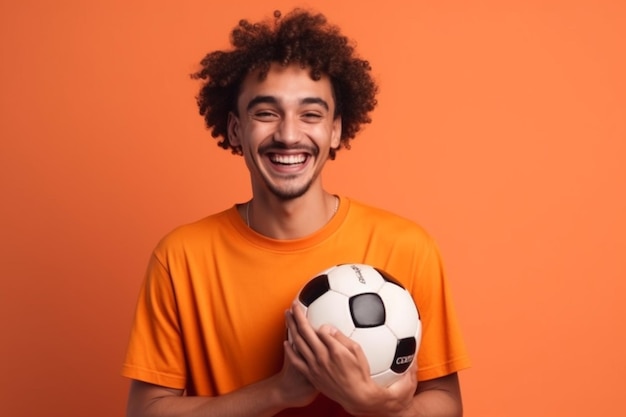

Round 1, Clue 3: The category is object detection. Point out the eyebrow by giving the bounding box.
[246,95,330,111]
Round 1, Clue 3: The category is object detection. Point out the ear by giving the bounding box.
[227,112,241,147]
[331,116,342,149]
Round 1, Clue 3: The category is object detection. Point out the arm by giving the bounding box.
[408,373,463,417]
[285,303,463,417]
[126,346,319,417]
[126,380,279,417]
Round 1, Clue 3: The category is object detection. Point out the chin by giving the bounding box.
[267,182,314,201]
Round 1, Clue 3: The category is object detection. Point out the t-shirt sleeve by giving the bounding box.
[121,252,188,389]
[411,239,471,381]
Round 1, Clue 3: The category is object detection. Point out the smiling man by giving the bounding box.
[230,63,342,238]
[122,9,470,417]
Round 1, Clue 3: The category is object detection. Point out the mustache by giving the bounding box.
[258,142,319,156]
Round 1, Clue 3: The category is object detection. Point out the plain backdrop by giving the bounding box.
[1,0,625,416]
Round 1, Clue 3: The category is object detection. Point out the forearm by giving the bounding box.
[349,373,463,417]
[399,388,463,417]
[349,387,462,417]
[397,373,463,417]
[126,375,293,417]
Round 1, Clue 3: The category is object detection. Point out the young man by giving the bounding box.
[122,9,470,417]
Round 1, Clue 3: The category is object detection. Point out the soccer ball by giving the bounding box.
[292,263,421,387]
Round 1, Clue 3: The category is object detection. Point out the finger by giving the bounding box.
[321,325,352,347]
[284,313,316,377]
[290,304,344,377]
[286,308,319,365]
[387,368,418,404]
[316,325,353,356]
[387,361,418,396]
[283,340,308,373]
[319,326,369,370]
[291,302,327,353]
[285,309,305,349]
[290,302,310,329]
[284,309,297,342]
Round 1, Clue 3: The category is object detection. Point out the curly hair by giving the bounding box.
[191,9,378,159]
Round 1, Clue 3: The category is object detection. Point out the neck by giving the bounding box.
[244,192,339,239]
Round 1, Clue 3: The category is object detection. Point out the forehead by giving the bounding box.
[237,63,335,110]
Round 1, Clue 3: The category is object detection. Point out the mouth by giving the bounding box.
[268,153,309,166]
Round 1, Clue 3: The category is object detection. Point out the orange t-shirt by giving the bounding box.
[121,196,470,414]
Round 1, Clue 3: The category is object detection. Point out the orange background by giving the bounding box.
[1,1,624,416]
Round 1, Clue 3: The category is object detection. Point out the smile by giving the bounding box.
[269,153,308,165]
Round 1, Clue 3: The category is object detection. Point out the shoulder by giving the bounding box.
[152,207,237,256]
[346,198,434,242]
[343,198,441,268]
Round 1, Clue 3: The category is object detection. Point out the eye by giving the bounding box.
[301,112,324,123]
[250,110,279,121]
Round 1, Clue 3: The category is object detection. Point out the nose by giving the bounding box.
[273,115,301,145]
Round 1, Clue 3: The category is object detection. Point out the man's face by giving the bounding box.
[228,63,341,200]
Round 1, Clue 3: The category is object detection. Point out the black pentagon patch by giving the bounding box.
[299,274,330,307]
[391,337,417,373]
[375,268,406,290]
[349,293,385,327]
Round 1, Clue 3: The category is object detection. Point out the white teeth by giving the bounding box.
[270,154,306,165]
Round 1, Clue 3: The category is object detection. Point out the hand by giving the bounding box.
[274,331,319,409]
[285,302,418,416]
